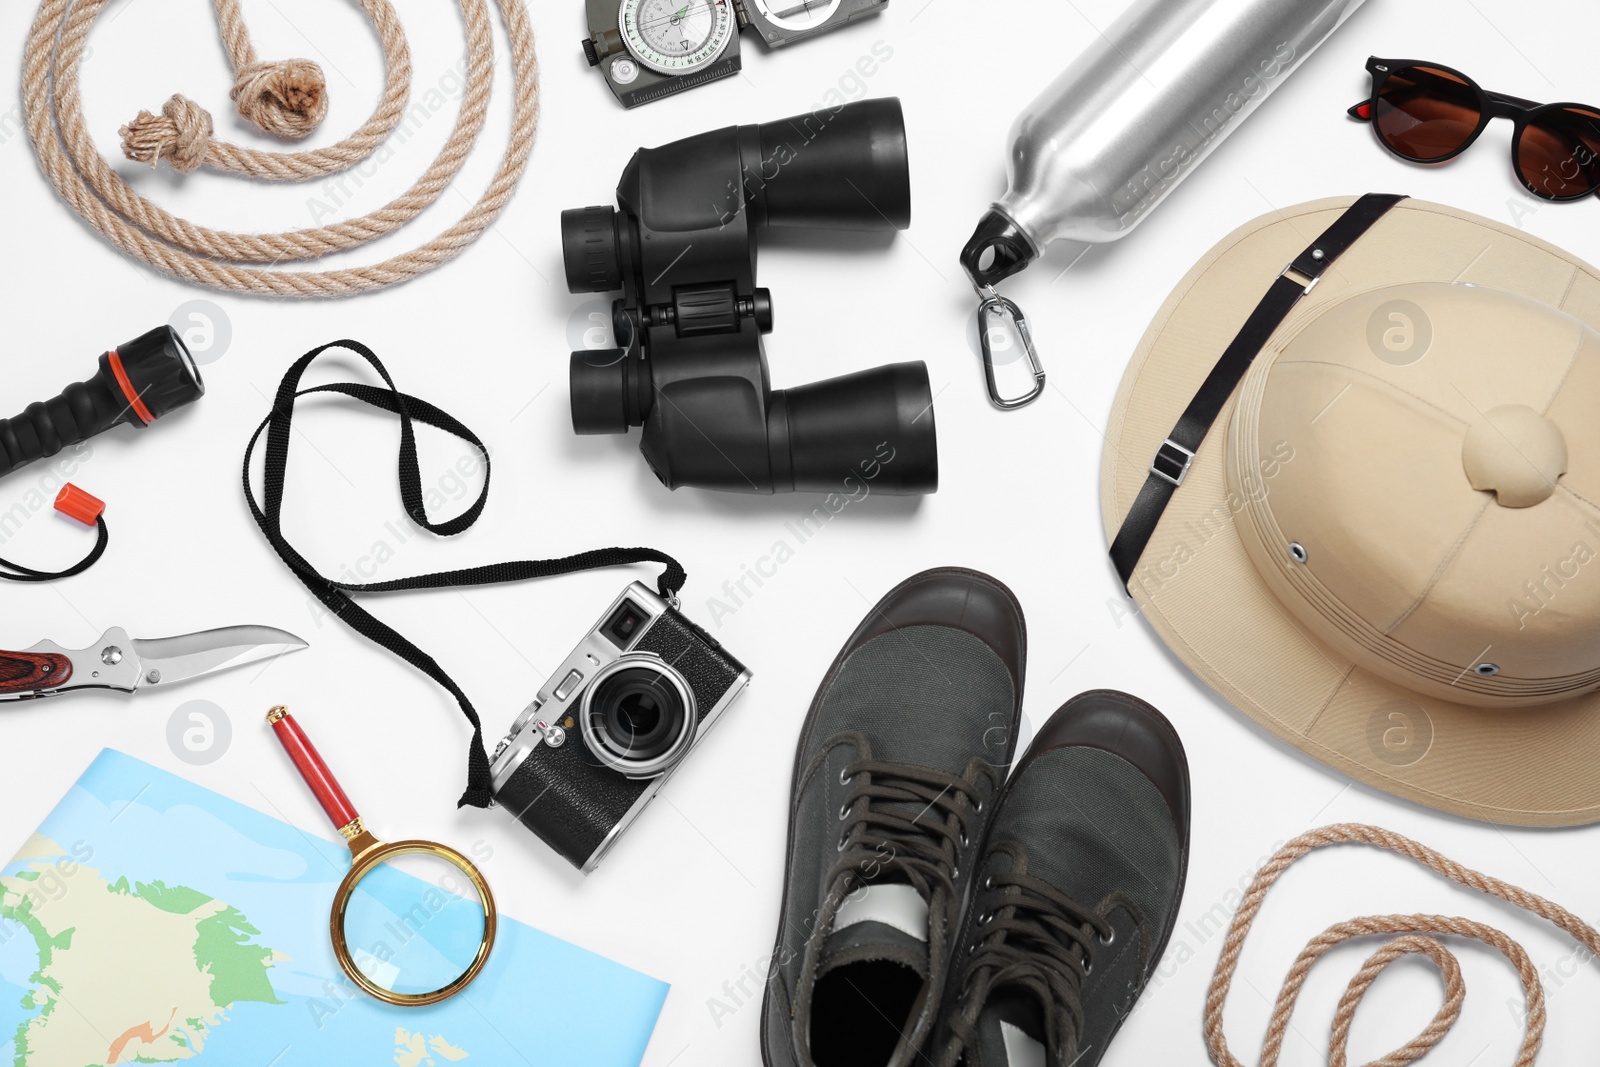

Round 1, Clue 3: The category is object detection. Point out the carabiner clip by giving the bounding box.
[976,287,1045,410]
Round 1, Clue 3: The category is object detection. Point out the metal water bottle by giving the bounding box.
[962,0,1369,408]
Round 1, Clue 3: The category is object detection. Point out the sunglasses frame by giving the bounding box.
[1348,56,1600,202]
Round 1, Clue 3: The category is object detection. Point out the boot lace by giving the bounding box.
[834,758,984,905]
[946,868,1116,1062]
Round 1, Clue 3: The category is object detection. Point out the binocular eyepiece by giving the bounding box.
[560,97,938,496]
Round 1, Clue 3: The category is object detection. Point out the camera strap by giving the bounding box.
[243,340,688,809]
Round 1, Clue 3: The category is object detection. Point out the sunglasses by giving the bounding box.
[1348,57,1600,201]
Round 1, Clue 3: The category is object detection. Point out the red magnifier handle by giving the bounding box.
[267,706,360,832]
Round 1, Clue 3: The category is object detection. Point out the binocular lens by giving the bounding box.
[769,362,938,495]
[755,97,912,231]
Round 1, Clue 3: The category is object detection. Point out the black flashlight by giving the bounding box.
[0,326,204,480]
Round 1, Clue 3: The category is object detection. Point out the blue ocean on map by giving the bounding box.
[0,749,668,1066]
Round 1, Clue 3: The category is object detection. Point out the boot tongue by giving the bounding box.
[817,882,931,980]
[972,987,1052,1067]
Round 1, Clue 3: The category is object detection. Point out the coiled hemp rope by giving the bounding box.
[1205,823,1600,1067]
[23,0,538,297]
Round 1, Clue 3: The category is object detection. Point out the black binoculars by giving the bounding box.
[560,97,938,495]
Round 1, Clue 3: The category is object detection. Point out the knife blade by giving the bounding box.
[0,625,307,700]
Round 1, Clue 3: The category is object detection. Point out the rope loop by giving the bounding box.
[1327,933,1465,1067]
[1204,823,1597,1067]
[24,0,539,297]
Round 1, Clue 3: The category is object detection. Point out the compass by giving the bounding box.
[619,0,736,76]
[582,0,887,107]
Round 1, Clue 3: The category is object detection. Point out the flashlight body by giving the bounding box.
[0,326,203,480]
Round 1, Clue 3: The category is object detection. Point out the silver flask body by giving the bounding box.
[962,0,1368,290]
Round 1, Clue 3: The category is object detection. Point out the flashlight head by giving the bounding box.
[115,326,205,420]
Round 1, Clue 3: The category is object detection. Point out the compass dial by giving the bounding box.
[619,0,736,75]
[749,0,842,31]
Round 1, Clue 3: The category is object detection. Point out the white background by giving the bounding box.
[3,0,1598,1063]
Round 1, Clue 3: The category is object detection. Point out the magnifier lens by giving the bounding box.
[339,850,488,999]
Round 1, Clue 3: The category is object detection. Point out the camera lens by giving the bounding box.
[581,659,696,777]
[596,669,675,757]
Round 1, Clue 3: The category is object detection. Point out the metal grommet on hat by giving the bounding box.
[1102,195,1600,827]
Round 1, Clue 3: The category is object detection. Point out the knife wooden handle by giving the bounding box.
[0,651,71,695]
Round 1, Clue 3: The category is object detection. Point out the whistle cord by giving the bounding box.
[0,517,107,582]
[1204,823,1600,1067]
[23,0,539,297]
[243,341,686,809]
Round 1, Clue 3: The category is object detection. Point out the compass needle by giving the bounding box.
[621,0,733,71]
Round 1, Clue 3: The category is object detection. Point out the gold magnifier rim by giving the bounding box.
[330,837,498,1008]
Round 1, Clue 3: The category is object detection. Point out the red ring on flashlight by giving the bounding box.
[107,348,156,425]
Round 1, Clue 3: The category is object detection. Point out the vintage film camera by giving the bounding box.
[581,0,890,108]
[490,583,752,872]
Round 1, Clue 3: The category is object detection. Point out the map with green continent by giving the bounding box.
[0,750,667,1066]
[1,836,283,1063]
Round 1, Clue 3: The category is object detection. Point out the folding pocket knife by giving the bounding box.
[0,625,306,701]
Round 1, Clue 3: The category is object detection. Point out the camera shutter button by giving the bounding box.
[554,668,584,701]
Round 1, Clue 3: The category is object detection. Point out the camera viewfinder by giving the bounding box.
[602,601,648,648]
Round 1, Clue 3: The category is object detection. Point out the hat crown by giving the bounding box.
[1462,404,1567,508]
[1230,281,1600,707]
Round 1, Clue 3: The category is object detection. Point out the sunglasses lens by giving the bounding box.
[1373,65,1482,161]
[1518,107,1600,199]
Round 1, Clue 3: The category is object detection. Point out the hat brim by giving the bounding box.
[1101,196,1600,827]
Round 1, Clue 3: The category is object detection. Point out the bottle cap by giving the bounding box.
[961,208,1040,290]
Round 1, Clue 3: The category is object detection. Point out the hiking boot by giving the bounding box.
[761,568,1028,1067]
[932,690,1190,1067]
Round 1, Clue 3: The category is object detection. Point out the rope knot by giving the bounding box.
[230,58,328,139]
[118,95,214,173]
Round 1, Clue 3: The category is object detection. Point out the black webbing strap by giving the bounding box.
[1109,193,1407,591]
[243,340,688,809]
[0,517,107,581]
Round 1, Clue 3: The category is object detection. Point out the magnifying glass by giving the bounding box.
[266,705,497,1007]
